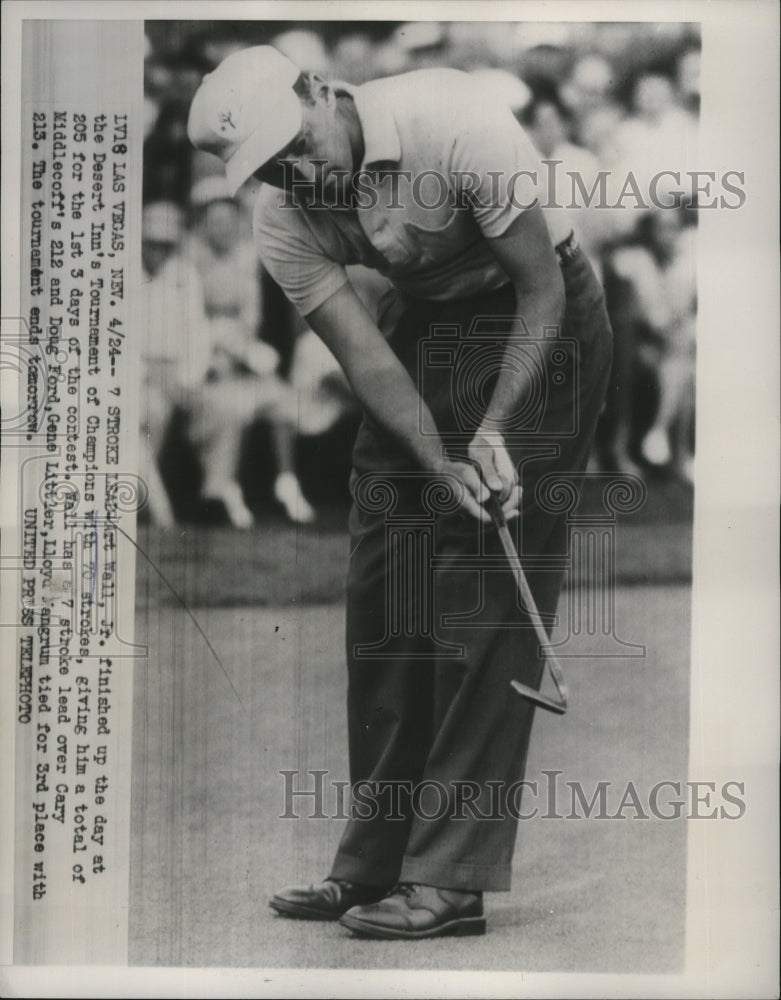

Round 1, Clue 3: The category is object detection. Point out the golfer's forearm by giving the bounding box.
[481,285,565,431]
[348,358,445,472]
[305,286,445,473]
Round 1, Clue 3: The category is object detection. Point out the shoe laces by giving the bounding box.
[390,882,419,899]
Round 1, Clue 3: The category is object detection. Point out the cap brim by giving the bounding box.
[224,88,303,195]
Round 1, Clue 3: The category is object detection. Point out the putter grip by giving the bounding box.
[485,490,507,527]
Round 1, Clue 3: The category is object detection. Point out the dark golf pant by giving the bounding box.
[329,243,613,892]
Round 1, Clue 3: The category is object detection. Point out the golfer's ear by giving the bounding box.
[310,74,333,105]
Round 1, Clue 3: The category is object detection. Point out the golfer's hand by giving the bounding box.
[435,458,492,522]
[467,428,522,520]
[435,457,521,523]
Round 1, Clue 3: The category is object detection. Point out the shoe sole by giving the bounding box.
[339,912,486,939]
[269,897,342,921]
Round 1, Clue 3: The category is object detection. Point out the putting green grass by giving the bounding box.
[134,475,691,613]
[129,576,690,971]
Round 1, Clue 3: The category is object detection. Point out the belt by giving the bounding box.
[554,231,579,267]
[401,231,580,310]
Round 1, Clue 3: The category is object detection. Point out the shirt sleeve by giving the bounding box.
[450,108,544,239]
[253,187,349,317]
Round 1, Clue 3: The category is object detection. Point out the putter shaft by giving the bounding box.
[486,494,569,715]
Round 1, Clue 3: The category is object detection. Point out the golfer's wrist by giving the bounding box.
[473,421,506,444]
[419,443,449,476]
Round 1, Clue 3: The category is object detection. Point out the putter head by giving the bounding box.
[511,679,568,715]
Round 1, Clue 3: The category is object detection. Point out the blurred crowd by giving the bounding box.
[141,20,700,527]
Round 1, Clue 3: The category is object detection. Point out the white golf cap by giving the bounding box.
[187,45,303,195]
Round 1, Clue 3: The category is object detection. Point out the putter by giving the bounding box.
[485,491,569,715]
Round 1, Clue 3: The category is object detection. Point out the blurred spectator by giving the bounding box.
[143,21,702,516]
[577,100,625,166]
[558,54,629,244]
[144,46,212,203]
[199,36,251,70]
[523,93,588,164]
[676,46,701,115]
[513,24,576,93]
[469,67,531,117]
[561,54,616,123]
[612,70,698,202]
[143,102,195,205]
[186,177,316,525]
[390,21,448,71]
[331,32,377,84]
[599,208,696,481]
[138,201,211,526]
[371,35,410,79]
[611,208,696,479]
[187,177,262,354]
[271,29,331,76]
[521,93,606,269]
[514,22,576,54]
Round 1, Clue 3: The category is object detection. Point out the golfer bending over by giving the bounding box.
[189,46,612,940]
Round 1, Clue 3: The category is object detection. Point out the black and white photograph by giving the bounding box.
[0,3,778,998]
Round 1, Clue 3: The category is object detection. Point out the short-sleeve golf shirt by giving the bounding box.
[253,68,568,316]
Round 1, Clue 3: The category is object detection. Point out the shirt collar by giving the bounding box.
[335,80,402,169]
